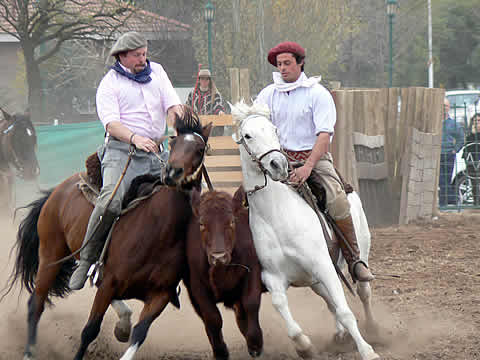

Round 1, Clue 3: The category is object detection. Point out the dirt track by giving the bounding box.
[0,210,479,360]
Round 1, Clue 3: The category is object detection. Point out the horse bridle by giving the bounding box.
[234,116,286,196]
[168,131,211,189]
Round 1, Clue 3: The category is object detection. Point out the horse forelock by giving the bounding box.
[175,106,204,140]
[230,101,270,127]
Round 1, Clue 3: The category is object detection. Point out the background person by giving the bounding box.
[255,41,374,282]
[186,69,226,115]
[439,98,464,207]
[69,31,183,290]
[463,113,480,205]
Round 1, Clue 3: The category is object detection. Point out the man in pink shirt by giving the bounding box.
[69,31,182,290]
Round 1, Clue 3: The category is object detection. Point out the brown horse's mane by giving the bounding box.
[174,106,205,141]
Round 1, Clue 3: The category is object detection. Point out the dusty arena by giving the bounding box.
[0,210,478,360]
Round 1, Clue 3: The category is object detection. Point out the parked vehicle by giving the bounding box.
[446,90,480,127]
[451,144,480,205]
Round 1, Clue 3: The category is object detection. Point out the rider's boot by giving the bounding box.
[335,216,374,282]
[69,210,117,290]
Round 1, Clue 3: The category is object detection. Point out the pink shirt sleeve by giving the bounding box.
[96,71,120,129]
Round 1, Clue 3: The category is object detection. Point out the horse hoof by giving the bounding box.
[248,348,262,357]
[293,333,315,359]
[114,322,131,343]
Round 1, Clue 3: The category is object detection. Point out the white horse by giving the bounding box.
[230,102,380,360]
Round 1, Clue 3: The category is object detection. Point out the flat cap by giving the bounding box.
[267,41,305,66]
[109,31,148,57]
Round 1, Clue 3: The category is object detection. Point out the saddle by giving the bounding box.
[78,152,162,210]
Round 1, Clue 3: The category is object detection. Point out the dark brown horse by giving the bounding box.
[184,188,264,360]
[0,108,40,213]
[3,108,212,360]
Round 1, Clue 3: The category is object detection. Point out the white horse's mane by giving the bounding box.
[229,100,271,126]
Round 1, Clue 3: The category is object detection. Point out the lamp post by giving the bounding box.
[386,0,398,88]
[204,0,215,73]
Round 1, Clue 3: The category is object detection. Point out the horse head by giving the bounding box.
[165,105,212,189]
[0,108,40,180]
[192,190,236,266]
[230,101,288,182]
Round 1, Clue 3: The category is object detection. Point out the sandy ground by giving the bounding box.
[0,209,479,360]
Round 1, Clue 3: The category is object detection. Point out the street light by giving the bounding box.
[204,0,215,73]
[386,0,398,87]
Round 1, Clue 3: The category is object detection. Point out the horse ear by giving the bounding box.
[0,107,12,123]
[202,122,213,140]
[190,189,201,218]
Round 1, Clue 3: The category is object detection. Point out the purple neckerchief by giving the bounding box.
[111,60,152,84]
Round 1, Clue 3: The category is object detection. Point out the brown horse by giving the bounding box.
[184,188,264,360]
[0,108,40,213]
[3,108,212,360]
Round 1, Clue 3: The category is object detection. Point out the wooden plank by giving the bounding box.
[208,171,243,182]
[229,68,240,104]
[205,155,241,167]
[200,114,234,126]
[208,136,239,150]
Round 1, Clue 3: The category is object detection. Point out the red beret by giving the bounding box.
[267,42,305,66]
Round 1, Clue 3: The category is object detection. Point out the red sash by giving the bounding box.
[284,149,312,162]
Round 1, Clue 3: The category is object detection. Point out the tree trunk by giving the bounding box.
[22,43,45,123]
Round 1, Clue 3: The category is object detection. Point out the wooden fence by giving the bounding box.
[200,87,445,225]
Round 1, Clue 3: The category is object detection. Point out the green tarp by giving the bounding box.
[16,122,105,207]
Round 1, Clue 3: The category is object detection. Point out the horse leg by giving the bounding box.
[73,281,116,360]
[357,281,379,337]
[309,282,348,343]
[310,280,380,360]
[111,300,132,343]
[24,246,68,359]
[263,275,314,359]
[119,291,170,360]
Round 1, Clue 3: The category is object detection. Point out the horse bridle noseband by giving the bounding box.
[234,116,286,196]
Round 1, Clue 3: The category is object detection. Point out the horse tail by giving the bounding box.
[1,190,74,302]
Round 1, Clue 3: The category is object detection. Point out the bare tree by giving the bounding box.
[0,0,139,121]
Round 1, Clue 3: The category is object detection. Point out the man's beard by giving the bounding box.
[134,64,145,73]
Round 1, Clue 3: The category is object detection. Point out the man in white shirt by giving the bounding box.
[69,32,183,290]
[256,41,374,282]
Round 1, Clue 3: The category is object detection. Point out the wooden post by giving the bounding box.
[239,68,250,103]
[229,68,240,104]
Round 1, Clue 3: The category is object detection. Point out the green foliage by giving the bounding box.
[190,0,351,99]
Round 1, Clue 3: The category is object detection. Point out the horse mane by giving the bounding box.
[230,101,270,126]
[174,105,204,140]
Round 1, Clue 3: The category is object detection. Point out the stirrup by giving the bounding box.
[87,261,104,286]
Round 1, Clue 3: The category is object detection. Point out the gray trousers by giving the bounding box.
[80,138,168,261]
